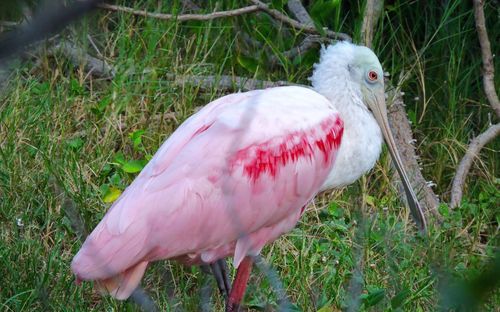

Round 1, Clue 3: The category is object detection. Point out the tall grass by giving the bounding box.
[0,0,498,310]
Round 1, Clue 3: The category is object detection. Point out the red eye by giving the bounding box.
[368,70,378,81]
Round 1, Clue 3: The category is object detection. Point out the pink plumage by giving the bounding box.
[71,86,344,299]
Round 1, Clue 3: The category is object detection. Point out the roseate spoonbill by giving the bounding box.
[71,42,426,310]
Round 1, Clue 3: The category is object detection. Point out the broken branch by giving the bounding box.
[387,89,441,219]
[450,123,500,208]
[99,2,351,42]
[269,35,331,66]
[360,0,384,48]
[98,3,260,22]
[250,0,351,41]
[50,41,115,78]
[164,73,297,92]
[286,0,314,26]
[450,0,500,208]
[473,0,500,118]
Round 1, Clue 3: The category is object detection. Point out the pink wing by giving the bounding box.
[72,86,343,298]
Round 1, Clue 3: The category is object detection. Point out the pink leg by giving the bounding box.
[226,256,253,312]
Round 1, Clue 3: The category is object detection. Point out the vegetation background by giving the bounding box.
[0,0,498,311]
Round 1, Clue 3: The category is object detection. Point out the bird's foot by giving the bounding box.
[211,258,231,299]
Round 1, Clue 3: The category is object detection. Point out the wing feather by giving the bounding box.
[72,86,343,282]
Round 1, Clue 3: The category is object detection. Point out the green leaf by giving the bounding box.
[237,54,259,74]
[438,203,450,216]
[407,109,417,125]
[110,173,122,186]
[361,287,385,308]
[328,202,341,217]
[365,195,375,207]
[391,289,410,308]
[122,160,145,173]
[113,152,126,166]
[70,78,85,95]
[91,95,112,115]
[129,129,145,150]
[102,186,122,203]
[66,137,84,150]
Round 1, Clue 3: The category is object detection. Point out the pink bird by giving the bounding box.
[72,42,426,311]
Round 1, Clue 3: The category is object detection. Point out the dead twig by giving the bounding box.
[51,41,115,78]
[286,0,314,26]
[98,3,261,22]
[387,89,441,219]
[266,1,328,66]
[269,35,331,66]
[250,0,351,41]
[360,0,384,48]
[164,73,297,92]
[450,123,500,208]
[450,0,500,208]
[99,2,351,41]
[473,0,500,118]
[0,21,19,28]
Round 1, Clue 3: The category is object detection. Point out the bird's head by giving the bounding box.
[311,42,427,231]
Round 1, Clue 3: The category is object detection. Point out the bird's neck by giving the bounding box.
[314,85,383,190]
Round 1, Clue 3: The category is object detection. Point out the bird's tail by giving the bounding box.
[95,261,149,300]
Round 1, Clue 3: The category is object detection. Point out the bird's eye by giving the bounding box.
[367,70,378,82]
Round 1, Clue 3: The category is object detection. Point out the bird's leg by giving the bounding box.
[226,256,253,312]
[209,259,231,299]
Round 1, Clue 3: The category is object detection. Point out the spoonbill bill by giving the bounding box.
[72,42,426,311]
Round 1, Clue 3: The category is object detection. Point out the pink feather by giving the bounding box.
[71,86,344,299]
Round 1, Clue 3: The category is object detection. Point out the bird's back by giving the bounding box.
[71,86,344,299]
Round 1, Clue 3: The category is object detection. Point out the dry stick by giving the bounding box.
[164,73,297,92]
[50,41,115,78]
[268,1,331,66]
[99,2,350,41]
[286,0,314,26]
[450,0,500,208]
[450,123,500,208]
[360,0,384,48]
[473,0,500,118]
[269,35,331,67]
[387,89,441,219]
[250,0,351,41]
[98,3,261,21]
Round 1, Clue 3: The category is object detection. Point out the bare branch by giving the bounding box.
[250,0,351,41]
[269,35,331,66]
[286,0,314,26]
[360,0,384,48]
[98,3,260,22]
[0,21,19,28]
[164,73,297,92]
[99,2,350,41]
[473,0,500,118]
[449,1,500,208]
[450,123,500,208]
[50,41,115,78]
[387,89,441,219]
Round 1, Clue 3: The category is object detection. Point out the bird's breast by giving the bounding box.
[321,104,383,190]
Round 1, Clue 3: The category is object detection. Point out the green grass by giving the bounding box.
[0,0,498,311]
